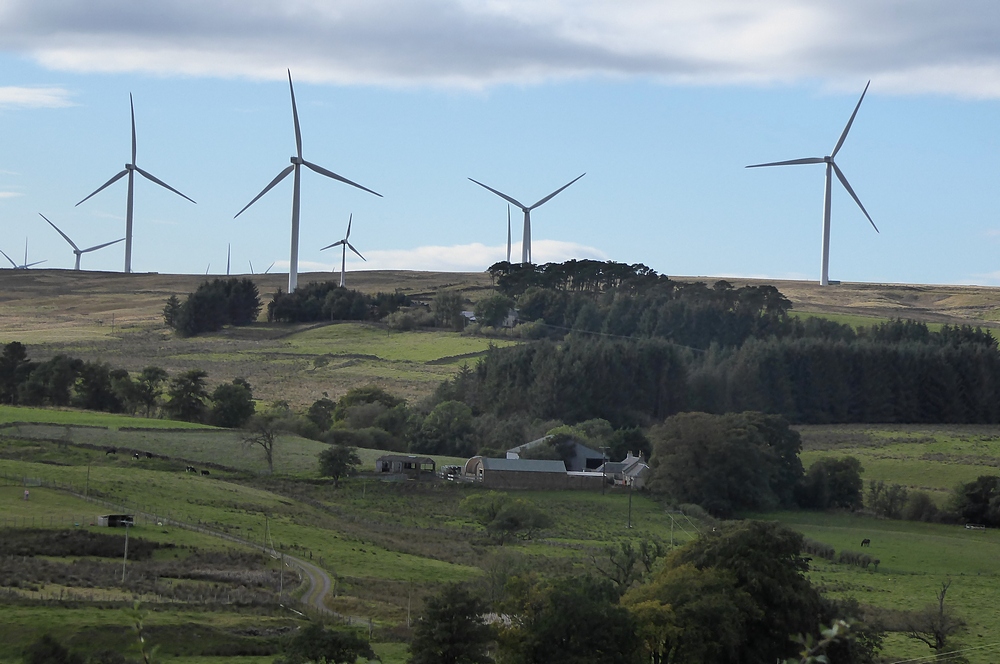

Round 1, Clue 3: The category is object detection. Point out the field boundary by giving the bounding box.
[0,471,354,620]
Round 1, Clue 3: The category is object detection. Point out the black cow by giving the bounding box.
[185,466,196,473]
[105,448,117,456]
[861,538,871,547]
[132,452,141,460]
[145,452,153,459]
[201,470,210,476]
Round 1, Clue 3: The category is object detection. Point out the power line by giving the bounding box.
[888,640,1000,663]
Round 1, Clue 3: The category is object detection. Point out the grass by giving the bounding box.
[757,510,1000,664]
[797,424,1000,500]
[0,405,213,430]
[284,323,518,362]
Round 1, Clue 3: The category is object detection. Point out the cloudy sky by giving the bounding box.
[3,1,1000,285]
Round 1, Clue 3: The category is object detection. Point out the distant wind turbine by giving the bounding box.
[76,94,196,274]
[40,213,124,271]
[0,238,45,269]
[746,81,878,286]
[469,173,585,265]
[235,70,382,293]
[227,244,231,276]
[320,214,365,288]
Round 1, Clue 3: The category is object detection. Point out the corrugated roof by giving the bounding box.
[376,455,435,464]
[480,458,567,473]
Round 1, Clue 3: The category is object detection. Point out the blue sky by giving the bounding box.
[2,1,1000,285]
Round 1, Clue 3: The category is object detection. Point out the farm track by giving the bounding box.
[44,483,360,621]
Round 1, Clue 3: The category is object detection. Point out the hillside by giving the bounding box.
[2,268,999,407]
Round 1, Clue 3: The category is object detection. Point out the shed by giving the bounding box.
[506,436,605,472]
[97,514,134,527]
[465,457,599,490]
[376,454,436,476]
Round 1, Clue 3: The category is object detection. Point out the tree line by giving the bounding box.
[0,342,255,428]
[453,330,1000,427]
[163,278,262,337]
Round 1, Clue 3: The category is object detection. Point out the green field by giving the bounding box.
[758,510,1000,663]
[798,424,1000,503]
[0,405,213,430]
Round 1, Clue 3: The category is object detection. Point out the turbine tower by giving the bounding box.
[76,94,196,273]
[506,204,511,263]
[320,214,365,288]
[40,213,124,271]
[469,173,585,264]
[235,70,382,293]
[746,81,878,286]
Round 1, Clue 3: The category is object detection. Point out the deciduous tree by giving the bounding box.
[409,584,494,664]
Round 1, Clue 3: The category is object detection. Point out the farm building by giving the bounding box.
[97,515,134,527]
[506,436,605,472]
[596,452,650,488]
[375,454,436,478]
[464,457,604,490]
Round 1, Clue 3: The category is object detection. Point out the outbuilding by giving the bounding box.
[97,514,134,528]
[375,454,436,478]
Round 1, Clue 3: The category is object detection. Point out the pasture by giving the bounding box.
[761,510,1000,663]
[798,423,1000,502]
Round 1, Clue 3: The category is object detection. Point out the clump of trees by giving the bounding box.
[267,281,409,323]
[163,278,262,336]
[0,342,254,428]
[647,411,803,516]
[460,491,553,545]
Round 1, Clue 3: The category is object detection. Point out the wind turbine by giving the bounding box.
[320,214,365,288]
[746,81,878,286]
[0,239,45,269]
[76,94,196,274]
[506,204,511,263]
[235,70,382,293]
[40,213,124,271]
[469,173,585,265]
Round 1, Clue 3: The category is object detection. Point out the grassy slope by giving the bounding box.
[759,510,1000,663]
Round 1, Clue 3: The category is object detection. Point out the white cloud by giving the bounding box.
[3,2,1000,96]
[0,86,73,108]
[0,192,23,199]
[294,239,606,272]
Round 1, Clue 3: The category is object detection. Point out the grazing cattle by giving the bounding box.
[105,448,117,456]
[145,452,153,459]
[133,453,141,460]
[185,466,196,473]
[861,538,871,547]
[201,470,210,476]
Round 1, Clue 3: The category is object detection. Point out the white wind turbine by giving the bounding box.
[320,214,365,288]
[40,213,124,271]
[235,70,381,293]
[76,94,196,273]
[469,173,585,264]
[506,204,512,263]
[746,81,878,286]
[0,239,45,269]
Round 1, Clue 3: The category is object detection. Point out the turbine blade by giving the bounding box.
[303,161,382,197]
[130,93,137,164]
[0,249,16,267]
[347,242,366,261]
[76,170,128,206]
[39,213,80,251]
[529,172,586,209]
[234,165,294,218]
[248,260,254,274]
[80,238,126,253]
[288,70,302,160]
[468,178,525,209]
[346,213,352,239]
[25,260,46,268]
[745,157,825,168]
[832,162,878,232]
[832,81,871,158]
[134,166,197,204]
[265,261,274,274]
[320,240,346,251]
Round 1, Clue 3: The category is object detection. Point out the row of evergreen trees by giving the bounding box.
[163,278,262,337]
[267,282,410,323]
[458,328,1000,426]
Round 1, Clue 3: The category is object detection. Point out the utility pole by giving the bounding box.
[122,523,130,583]
[627,480,633,529]
[85,463,90,499]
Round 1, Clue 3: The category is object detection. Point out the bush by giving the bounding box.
[169,278,262,336]
[903,491,941,522]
